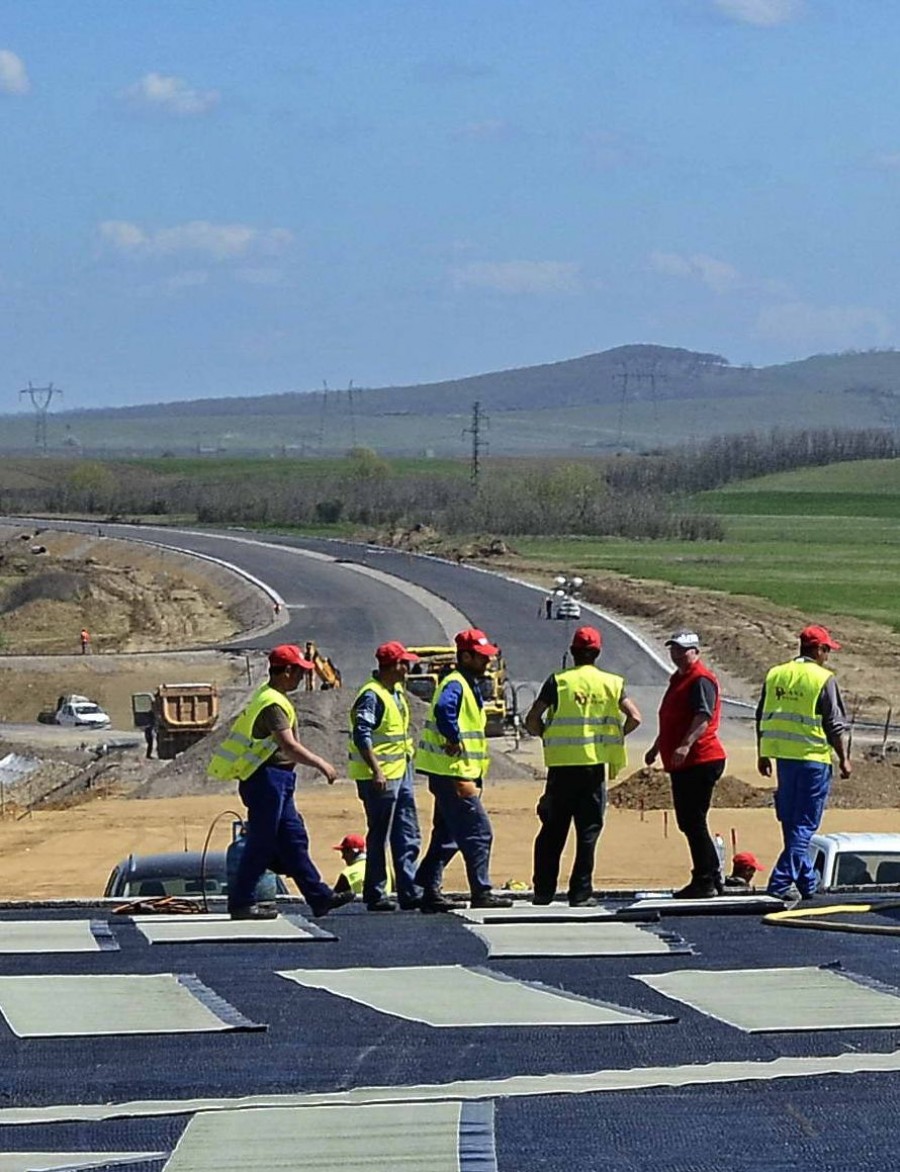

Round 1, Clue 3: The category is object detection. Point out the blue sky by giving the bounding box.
[2,0,899,409]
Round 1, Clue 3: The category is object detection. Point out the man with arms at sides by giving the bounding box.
[526,625,641,906]
[415,628,513,912]
[208,644,351,920]
[645,630,727,899]
[757,624,851,903]
[348,641,424,912]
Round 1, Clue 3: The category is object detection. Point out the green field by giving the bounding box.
[514,460,900,629]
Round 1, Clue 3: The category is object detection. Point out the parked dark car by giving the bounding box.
[103,850,288,899]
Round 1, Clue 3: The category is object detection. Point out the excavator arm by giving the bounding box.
[303,641,342,690]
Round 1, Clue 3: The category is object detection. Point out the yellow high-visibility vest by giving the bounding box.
[542,664,627,774]
[339,857,366,895]
[207,684,295,783]
[759,658,834,763]
[416,670,489,780]
[347,677,412,781]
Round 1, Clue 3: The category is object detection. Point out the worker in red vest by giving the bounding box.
[644,630,726,899]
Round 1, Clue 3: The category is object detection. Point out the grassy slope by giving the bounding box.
[514,459,900,629]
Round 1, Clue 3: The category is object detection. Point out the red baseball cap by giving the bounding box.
[376,641,420,666]
[269,643,314,670]
[732,851,764,872]
[455,627,500,657]
[571,625,602,651]
[799,625,841,650]
[333,833,366,853]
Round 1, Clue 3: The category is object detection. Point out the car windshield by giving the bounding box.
[73,704,104,715]
[124,875,227,897]
[835,852,900,885]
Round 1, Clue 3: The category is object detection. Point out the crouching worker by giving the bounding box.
[208,643,352,920]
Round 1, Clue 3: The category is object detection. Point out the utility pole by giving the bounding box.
[463,400,488,488]
[19,382,63,453]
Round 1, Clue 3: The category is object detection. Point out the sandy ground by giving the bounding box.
[0,522,898,901]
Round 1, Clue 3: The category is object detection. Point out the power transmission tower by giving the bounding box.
[19,382,63,453]
[346,380,358,449]
[462,400,489,488]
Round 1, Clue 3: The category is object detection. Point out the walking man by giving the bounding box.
[757,624,851,901]
[525,625,641,906]
[644,630,727,899]
[208,644,351,920]
[348,641,423,911]
[415,628,513,912]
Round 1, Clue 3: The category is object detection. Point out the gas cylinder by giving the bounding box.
[225,820,278,904]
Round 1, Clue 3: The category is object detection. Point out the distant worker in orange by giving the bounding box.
[80,628,91,655]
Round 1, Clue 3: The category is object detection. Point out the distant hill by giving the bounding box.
[5,344,900,457]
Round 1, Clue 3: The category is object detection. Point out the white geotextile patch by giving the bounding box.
[276,964,668,1027]
[636,965,900,1032]
[628,894,784,913]
[132,913,327,944]
[163,1101,463,1171]
[463,920,682,958]
[0,920,107,954]
[451,903,610,923]
[0,973,252,1037]
[0,1155,166,1171]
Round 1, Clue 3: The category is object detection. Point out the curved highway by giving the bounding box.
[6,519,671,703]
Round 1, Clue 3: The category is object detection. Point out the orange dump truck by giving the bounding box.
[132,683,219,760]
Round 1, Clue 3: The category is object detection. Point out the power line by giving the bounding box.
[19,382,63,453]
[462,400,489,488]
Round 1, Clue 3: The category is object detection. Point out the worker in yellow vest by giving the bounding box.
[525,625,641,906]
[757,625,851,902]
[348,641,423,912]
[208,644,352,920]
[332,833,367,897]
[415,628,513,912]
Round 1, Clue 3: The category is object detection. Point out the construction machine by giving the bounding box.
[303,641,342,690]
[404,644,512,736]
[131,683,219,759]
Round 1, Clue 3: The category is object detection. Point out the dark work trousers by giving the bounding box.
[356,761,423,907]
[532,764,606,904]
[415,775,493,898]
[768,758,832,897]
[669,759,726,884]
[231,762,333,915]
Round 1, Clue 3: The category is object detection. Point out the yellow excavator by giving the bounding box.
[302,641,342,690]
[404,644,511,736]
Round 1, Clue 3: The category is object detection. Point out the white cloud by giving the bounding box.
[0,49,29,95]
[649,250,740,294]
[450,260,583,295]
[122,72,220,116]
[98,220,293,261]
[755,302,893,353]
[712,0,803,26]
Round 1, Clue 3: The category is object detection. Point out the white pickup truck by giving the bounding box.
[45,694,112,730]
[807,833,900,890]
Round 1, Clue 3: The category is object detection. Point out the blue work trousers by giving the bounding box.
[415,774,494,899]
[356,761,423,907]
[768,758,832,897]
[231,763,333,914]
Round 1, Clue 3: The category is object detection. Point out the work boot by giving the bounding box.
[470,893,514,909]
[672,880,718,900]
[532,895,554,906]
[366,897,398,912]
[420,892,463,914]
[230,903,278,921]
[310,890,356,918]
[569,896,600,908]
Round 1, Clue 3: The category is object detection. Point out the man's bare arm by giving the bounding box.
[273,727,338,783]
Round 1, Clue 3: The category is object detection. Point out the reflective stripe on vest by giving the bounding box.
[759,659,833,763]
[416,670,489,780]
[207,684,295,782]
[542,665,627,772]
[347,677,411,781]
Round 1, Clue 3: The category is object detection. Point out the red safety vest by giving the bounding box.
[657,659,724,771]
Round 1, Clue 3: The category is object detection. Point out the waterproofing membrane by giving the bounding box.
[0,919,118,954]
[628,894,784,916]
[276,964,670,1027]
[636,964,900,1032]
[451,904,611,923]
[132,912,335,945]
[0,1154,166,1171]
[0,973,264,1037]
[462,920,692,958]
[163,1099,496,1172]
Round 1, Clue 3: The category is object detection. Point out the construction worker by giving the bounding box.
[208,643,352,920]
[757,624,851,902]
[332,833,367,897]
[414,628,513,912]
[644,630,727,899]
[348,641,423,912]
[525,625,641,906]
[80,628,91,655]
[723,850,764,890]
